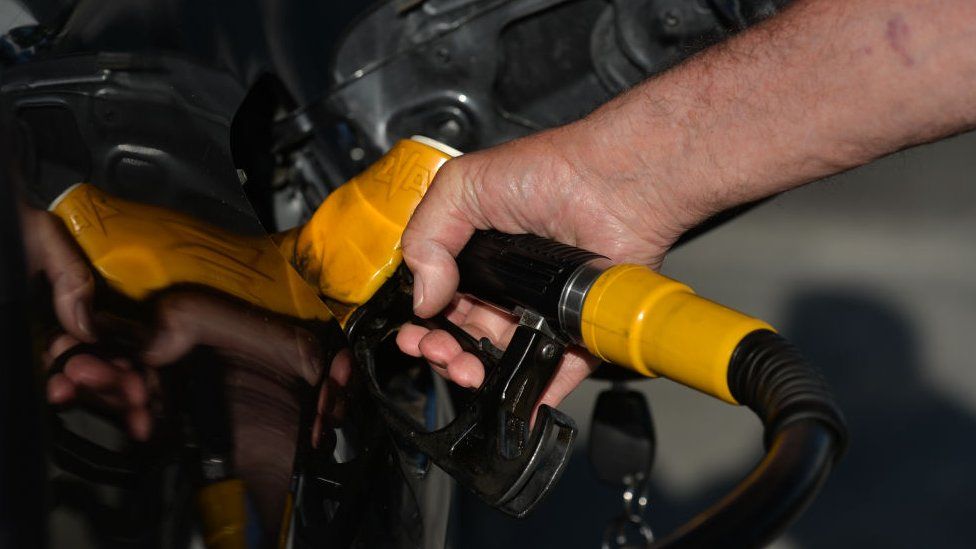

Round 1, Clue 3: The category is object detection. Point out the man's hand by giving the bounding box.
[398,0,976,401]
[20,206,95,343]
[398,125,700,406]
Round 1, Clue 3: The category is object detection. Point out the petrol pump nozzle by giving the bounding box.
[283,136,844,519]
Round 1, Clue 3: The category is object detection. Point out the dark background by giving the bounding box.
[4,0,975,547]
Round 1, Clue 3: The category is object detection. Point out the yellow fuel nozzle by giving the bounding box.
[284,136,458,327]
[451,230,774,403]
[50,135,776,404]
[281,135,775,403]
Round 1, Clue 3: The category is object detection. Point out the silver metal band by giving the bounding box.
[410,135,463,157]
[558,257,612,344]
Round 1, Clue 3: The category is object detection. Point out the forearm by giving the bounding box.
[567,0,976,226]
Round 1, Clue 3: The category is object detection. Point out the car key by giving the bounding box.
[589,382,656,548]
[589,383,655,486]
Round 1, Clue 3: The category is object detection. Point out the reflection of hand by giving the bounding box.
[17,205,154,436]
[22,203,158,440]
[142,291,351,449]
[20,206,95,342]
[22,200,347,529]
[45,290,348,529]
[44,333,153,440]
[140,290,350,527]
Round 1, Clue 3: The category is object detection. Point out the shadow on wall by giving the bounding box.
[782,288,976,548]
[454,288,976,548]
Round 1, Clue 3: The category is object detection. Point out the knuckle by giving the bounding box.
[292,327,323,379]
[54,261,93,294]
[156,292,195,319]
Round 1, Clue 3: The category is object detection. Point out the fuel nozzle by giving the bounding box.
[455,231,772,403]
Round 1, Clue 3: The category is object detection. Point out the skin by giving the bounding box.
[397,0,976,404]
[21,206,349,532]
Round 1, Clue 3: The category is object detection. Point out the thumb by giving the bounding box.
[401,161,478,318]
[21,208,96,342]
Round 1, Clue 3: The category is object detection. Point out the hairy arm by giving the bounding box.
[577,0,976,232]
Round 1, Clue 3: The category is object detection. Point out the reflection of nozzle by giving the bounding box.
[48,183,333,321]
[196,478,248,549]
[183,352,248,549]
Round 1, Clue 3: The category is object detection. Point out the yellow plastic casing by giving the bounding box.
[288,137,458,325]
[50,183,332,321]
[580,264,774,403]
[196,478,248,549]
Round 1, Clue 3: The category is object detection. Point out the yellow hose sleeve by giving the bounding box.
[580,264,774,403]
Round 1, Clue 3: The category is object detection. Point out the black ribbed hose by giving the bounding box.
[728,330,848,453]
[456,230,603,328]
[650,330,848,548]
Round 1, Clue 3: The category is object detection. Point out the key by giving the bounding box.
[590,383,657,548]
[588,382,655,486]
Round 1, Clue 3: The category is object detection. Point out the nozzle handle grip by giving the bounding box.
[456,230,603,333]
[455,231,775,403]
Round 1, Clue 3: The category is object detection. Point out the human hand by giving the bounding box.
[398,120,707,405]
[45,288,348,528]
[20,205,95,342]
[17,205,154,438]
[44,333,154,440]
[141,290,349,527]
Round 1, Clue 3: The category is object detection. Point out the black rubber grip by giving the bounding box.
[728,330,849,457]
[456,231,604,329]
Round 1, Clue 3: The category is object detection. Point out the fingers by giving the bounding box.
[47,375,76,404]
[417,329,476,386]
[537,349,601,409]
[395,323,427,358]
[21,208,96,342]
[44,335,85,405]
[396,296,598,415]
[396,294,472,354]
[436,305,516,388]
[401,300,517,388]
[401,160,479,318]
[312,349,352,449]
[446,353,486,390]
[49,256,96,343]
[44,334,153,441]
[126,408,152,441]
[143,292,325,385]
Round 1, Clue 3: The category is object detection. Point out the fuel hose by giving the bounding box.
[456,231,848,547]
